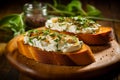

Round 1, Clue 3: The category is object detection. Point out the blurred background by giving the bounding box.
[0,0,120,42]
[0,0,120,80]
[0,0,120,18]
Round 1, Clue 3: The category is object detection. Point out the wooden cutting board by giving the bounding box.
[5,36,120,80]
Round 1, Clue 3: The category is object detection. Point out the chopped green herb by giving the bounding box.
[54,38,59,42]
[50,33,56,37]
[42,29,50,35]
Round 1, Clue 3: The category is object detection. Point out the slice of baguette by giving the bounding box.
[77,26,112,45]
[17,28,95,66]
[45,17,113,45]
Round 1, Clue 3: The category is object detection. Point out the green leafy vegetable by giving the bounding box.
[86,4,101,17]
[47,3,74,16]
[66,0,87,16]
[0,13,25,36]
[47,0,101,17]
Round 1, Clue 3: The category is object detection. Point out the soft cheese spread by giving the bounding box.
[24,29,83,53]
[45,17,101,34]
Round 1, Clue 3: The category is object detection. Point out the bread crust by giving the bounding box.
[77,26,112,45]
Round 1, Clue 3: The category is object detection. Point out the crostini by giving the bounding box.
[17,27,95,65]
[45,17,112,45]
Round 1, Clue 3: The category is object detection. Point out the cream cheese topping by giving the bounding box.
[24,29,83,53]
[45,17,101,34]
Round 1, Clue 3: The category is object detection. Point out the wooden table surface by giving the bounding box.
[0,0,120,80]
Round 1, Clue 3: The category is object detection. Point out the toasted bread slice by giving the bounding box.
[17,36,95,65]
[17,28,95,66]
[45,17,112,45]
[77,26,112,45]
